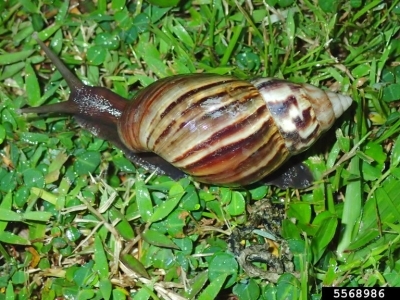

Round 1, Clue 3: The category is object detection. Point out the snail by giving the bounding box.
[20,36,352,188]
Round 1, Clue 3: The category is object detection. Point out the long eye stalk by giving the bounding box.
[33,33,84,91]
[19,33,85,115]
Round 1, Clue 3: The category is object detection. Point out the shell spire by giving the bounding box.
[252,78,352,156]
[325,90,353,119]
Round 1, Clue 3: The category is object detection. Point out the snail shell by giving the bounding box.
[21,36,352,188]
[118,75,351,186]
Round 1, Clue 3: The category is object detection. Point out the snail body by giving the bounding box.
[21,37,352,188]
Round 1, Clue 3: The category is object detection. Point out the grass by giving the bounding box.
[1,0,400,299]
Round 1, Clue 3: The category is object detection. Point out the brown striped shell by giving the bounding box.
[118,74,352,186]
[21,36,353,188]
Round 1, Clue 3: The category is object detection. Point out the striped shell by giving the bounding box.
[118,74,352,186]
[21,37,353,188]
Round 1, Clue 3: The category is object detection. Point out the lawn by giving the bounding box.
[1,0,400,299]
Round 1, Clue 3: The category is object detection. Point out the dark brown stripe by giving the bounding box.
[266,95,319,150]
[173,105,268,162]
[178,83,256,118]
[265,95,298,117]
[288,81,302,93]
[173,84,258,135]
[151,90,230,148]
[128,77,186,147]
[253,78,292,91]
[142,76,228,147]
[282,122,320,152]
[153,83,258,149]
[120,74,236,151]
[151,119,177,148]
[150,76,242,147]
[181,112,274,171]
[193,130,288,185]
[233,140,287,185]
[181,91,229,118]
[159,77,237,119]
[137,76,190,112]
[293,107,312,130]
[119,77,187,151]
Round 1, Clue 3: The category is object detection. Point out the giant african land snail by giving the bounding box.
[20,36,352,188]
